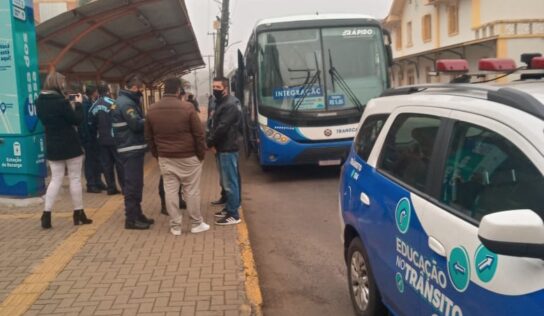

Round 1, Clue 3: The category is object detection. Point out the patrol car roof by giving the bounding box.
[496,81,544,105]
[381,81,544,120]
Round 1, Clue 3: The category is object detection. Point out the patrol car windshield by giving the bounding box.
[257,26,387,112]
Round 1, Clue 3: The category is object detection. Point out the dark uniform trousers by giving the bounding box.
[100,145,124,190]
[84,141,103,188]
[121,153,145,221]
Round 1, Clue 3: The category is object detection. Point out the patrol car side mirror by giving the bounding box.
[478,210,544,260]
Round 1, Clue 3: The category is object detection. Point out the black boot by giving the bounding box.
[160,202,168,215]
[73,209,93,225]
[211,196,227,205]
[179,198,187,209]
[41,211,52,229]
[138,213,155,225]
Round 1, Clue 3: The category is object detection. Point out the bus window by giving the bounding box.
[258,29,324,112]
[323,27,387,111]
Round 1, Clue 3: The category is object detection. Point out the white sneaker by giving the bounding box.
[191,222,210,234]
[170,227,182,236]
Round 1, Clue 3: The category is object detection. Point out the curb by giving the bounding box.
[238,207,264,316]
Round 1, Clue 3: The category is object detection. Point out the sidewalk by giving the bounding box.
[0,151,260,316]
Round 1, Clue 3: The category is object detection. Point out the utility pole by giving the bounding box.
[193,70,198,97]
[216,0,230,78]
[203,55,214,95]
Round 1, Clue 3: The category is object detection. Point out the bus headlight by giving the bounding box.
[260,125,290,144]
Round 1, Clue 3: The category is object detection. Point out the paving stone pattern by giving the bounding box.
[0,152,248,315]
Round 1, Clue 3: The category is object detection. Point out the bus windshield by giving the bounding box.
[257,26,387,113]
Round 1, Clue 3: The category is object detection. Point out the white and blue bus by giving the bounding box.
[234,14,392,168]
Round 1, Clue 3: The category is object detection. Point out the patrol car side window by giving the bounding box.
[354,114,388,161]
[440,121,544,221]
[379,114,441,191]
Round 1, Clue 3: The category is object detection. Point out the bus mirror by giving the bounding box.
[386,45,393,67]
[382,29,393,67]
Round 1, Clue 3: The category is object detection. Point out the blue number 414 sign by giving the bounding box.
[328,95,345,106]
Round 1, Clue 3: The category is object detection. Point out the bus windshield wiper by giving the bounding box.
[329,49,364,112]
[293,52,322,112]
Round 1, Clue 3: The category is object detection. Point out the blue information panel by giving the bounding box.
[0,0,46,197]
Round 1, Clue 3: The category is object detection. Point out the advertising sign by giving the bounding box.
[0,0,46,197]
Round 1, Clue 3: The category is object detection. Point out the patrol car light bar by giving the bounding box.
[531,57,544,69]
[435,59,469,73]
[478,58,517,72]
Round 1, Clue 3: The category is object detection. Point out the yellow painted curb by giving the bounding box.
[0,160,156,316]
[238,207,264,316]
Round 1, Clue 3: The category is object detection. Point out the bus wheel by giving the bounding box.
[347,238,387,316]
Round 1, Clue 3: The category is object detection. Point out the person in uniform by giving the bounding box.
[111,75,154,230]
[89,82,123,195]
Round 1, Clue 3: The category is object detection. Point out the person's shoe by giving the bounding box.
[215,216,241,226]
[125,219,150,230]
[138,214,155,225]
[98,182,107,190]
[41,211,52,229]
[191,222,210,234]
[107,188,120,195]
[73,209,93,225]
[86,186,102,193]
[179,198,187,209]
[160,205,168,215]
[214,208,228,218]
[170,226,182,236]
[211,197,227,205]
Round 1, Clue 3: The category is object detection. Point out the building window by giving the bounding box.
[407,21,413,47]
[422,14,432,42]
[448,5,459,35]
[395,26,403,51]
[407,69,415,85]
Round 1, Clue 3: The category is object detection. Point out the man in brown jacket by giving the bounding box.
[145,77,209,236]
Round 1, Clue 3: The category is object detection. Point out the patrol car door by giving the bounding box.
[362,107,450,315]
[415,111,544,316]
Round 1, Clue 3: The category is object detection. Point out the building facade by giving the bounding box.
[33,0,83,24]
[384,0,544,86]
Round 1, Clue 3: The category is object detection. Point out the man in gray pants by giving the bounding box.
[145,77,209,236]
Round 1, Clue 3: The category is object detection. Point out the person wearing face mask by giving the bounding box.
[36,72,92,229]
[206,77,243,225]
[111,74,154,230]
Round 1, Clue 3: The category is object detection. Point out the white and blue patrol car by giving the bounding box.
[339,60,544,315]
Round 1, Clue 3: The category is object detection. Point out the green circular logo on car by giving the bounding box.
[474,245,498,283]
[395,272,405,293]
[448,246,471,292]
[395,198,411,234]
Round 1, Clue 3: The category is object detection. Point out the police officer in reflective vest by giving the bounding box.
[111,75,154,230]
[89,82,124,196]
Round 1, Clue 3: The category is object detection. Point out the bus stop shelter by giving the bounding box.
[36,0,204,89]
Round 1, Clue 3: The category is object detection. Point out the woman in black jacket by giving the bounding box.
[36,72,92,229]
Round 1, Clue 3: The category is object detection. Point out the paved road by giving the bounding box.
[240,156,354,316]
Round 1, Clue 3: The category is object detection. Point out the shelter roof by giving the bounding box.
[36,0,204,86]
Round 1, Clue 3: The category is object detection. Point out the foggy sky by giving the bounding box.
[184,0,393,95]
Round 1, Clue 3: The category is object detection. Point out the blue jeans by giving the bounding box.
[218,152,240,219]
